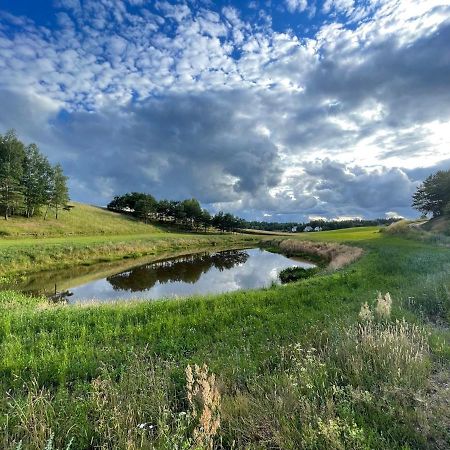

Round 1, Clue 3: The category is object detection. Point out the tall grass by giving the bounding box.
[0,232,449,448]
[275,239,364,269]
[222,309,433,449]
[0,202,161,238]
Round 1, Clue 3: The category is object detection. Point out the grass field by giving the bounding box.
[0,205,263,279]
[0,222,449,449]
[0,203,161,238]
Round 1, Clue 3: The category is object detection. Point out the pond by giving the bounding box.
[15,248,316,303]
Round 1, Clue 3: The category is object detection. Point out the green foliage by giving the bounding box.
[0,130,69,220]
[108,193,244,232]
[46,164,69,220]
[279,266,317,283]
[212,211,244,232]
[21,144,53,218]
[412,169,450,217]
[0,130,25,220]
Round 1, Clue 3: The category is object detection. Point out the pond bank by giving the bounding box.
[0,233,261,281]
[262,238,364,270]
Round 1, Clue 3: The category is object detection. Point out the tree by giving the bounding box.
[134,195,157,223]
[0,130,25,219]
[212,211,225,231]
[156,199,171,221]
[22,144,52,217]
[412,169,450,217]
[46,164,69,219]
[200,209,212,232]
[182,198,203,228]
[107,192,150,213]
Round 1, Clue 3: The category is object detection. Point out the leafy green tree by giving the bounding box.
[173,201,186,224]
[200,209,212,232]
[22,144,53,217]
[182,198,203,228]
[45,164,69,219]
[107,192,150,213]
[134,195,157,223]
[156,199,171,221]
[0,130,25,219]
[212,211,225,231]
[412,169,450,217]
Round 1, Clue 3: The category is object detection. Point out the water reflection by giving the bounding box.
[12,248,315,303]
[107,250,250,292]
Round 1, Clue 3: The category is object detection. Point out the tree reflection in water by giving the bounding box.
[106,250,250,292]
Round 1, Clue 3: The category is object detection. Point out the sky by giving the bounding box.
[0,0,449,221]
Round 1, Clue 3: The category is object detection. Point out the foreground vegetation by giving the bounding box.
[0,226,449,449]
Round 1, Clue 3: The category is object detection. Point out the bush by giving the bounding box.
[279,266,317,283]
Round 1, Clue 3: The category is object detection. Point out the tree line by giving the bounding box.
[244,217,400,232]
[107,192,245,232]
[0,130,69,220]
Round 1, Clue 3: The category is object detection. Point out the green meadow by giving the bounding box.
[0,214,449,448]
[0,203,260,279]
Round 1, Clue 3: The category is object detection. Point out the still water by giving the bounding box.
[17,248,315,303]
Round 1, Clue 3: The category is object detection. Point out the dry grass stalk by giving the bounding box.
[375,292,392,319]
[186,364,221,450]
[342,319,429,386]
[359,292,392,321]
[358,302,373,321]
[278,240,363,270]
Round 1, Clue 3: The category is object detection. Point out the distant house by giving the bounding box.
[291,226,297,232]
[314,226,323,232]
[303,226,313,232]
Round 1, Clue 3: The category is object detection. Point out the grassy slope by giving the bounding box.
[0,228,449,448]
[0,202,161,237]
[422,215,450,235]
[242,226,381,241]
[0,204,260,277]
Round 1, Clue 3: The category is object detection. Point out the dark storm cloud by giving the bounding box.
[44,90,283,204]
[303,159,416,214]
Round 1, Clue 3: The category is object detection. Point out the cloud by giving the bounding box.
[0,0,449,220]
[285,0,308,13]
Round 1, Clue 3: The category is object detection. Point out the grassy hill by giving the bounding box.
[0,203,261,277]
[422,215,450,235]
[0,202,160,238]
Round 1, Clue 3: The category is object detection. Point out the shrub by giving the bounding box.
[279,266,317,283]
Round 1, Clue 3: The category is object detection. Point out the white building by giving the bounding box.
[303,226,313,232]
